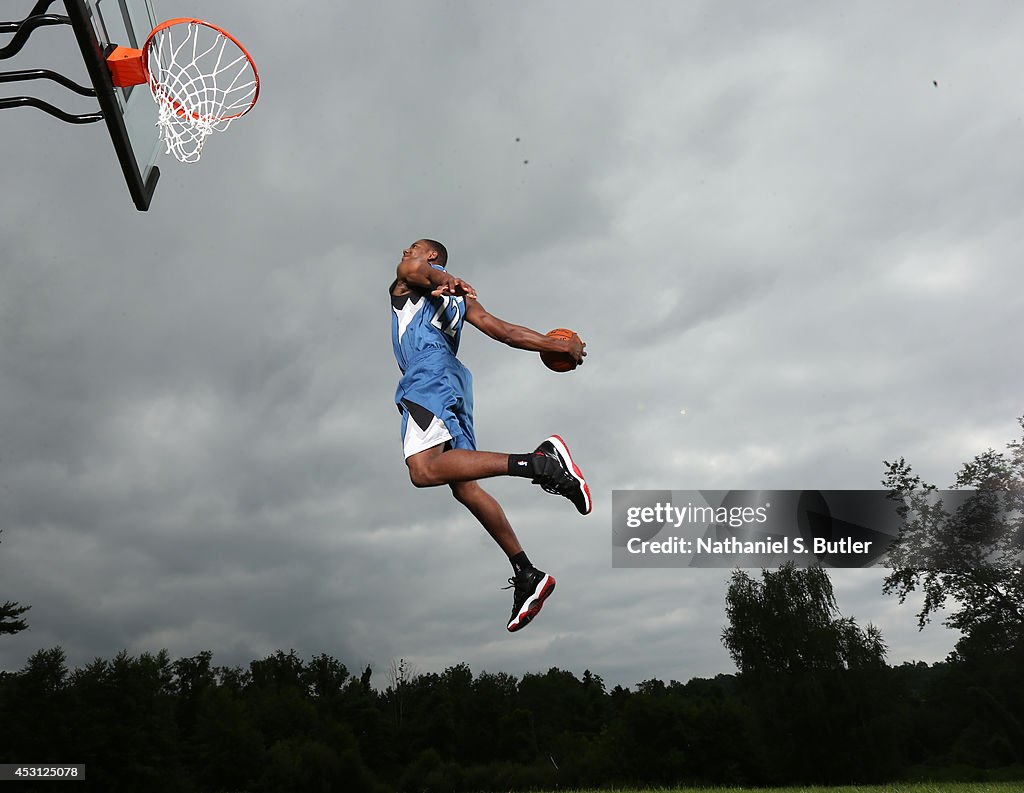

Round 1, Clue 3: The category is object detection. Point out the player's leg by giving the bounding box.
[450,479,521,556]
[405,443,556,632]
[399,360,591,511]
[407,439,591,515]
[398,367,560,632]
[449,479,555,632]
[406,444,508,487]
[404,452,561,632]
[403,419,591,514]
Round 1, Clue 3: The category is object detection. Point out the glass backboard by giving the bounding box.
[65,0,161,210]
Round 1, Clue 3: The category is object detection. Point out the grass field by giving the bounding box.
[539,784,1023,793]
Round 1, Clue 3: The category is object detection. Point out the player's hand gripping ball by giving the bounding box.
[540,328,581,372]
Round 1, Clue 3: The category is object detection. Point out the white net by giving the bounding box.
[145,20,259,163]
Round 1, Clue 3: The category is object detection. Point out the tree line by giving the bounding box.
[0,640,1019,792]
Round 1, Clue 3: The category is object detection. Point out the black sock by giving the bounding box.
[509,551,533,575]
[508,453,537,477]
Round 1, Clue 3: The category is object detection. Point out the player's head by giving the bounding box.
[420,239,448,268]
[401,239,448,269]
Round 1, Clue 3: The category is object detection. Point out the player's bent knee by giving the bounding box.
[408,468,434,488]
[407,458,439,488]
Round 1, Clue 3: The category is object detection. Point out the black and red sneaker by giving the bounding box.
[505,568,556,632]
[531,435,592,515]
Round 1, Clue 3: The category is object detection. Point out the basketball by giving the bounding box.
[540,328,579,372]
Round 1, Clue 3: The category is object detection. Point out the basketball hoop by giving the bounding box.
[107,18,259,163]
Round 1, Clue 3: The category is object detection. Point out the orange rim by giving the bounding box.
[143,17,260,121]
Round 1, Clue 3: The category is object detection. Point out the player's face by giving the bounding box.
[400,240,435,266]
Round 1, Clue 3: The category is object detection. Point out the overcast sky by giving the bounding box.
[2,1,1023,688]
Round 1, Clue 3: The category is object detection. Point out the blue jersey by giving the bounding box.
[390,265,467,373]
[389,265,476,453]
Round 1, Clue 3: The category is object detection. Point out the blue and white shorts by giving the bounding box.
[395,349,476,459]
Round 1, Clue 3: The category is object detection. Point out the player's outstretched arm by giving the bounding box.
[465,299,586,363]
[396,258,477,299]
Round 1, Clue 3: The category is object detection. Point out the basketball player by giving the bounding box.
[390,239,591,632]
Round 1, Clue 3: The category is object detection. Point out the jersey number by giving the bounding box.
[430,295,463,339]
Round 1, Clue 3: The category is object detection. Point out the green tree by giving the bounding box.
[883,418,1024,764]
[722,566,899,784]
[0,648,71,763]
[0,532,29,637]
[882,416,1024,658]
[722,562,886,674]
[0,602,29,636]
[245,650,317,747]
[66,649,188,792]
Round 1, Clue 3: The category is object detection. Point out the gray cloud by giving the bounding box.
[2,1,1021,687]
